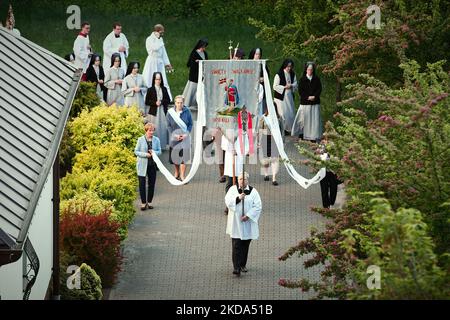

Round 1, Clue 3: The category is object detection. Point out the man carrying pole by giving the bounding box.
[225,171,262,277]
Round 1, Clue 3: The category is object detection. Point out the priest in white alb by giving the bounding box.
[225,172,262,277]
[103,22,129,75]
[142,24,173,101]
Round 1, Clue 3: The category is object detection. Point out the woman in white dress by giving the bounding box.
[145,72,170,151]
[142,24,173,101]
[122,62,147,113]
[273,59,297,135]
[104,53,124,106]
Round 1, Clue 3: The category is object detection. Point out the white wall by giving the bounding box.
[0,169,53,300]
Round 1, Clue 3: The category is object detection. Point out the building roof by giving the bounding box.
[0,26,81,249]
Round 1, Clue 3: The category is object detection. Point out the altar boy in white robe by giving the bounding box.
[73,22,92,77]
[103,22,129,75]
[225,172,262,277]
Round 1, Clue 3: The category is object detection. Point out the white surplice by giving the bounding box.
[73,34,91,72]
[225,185,262,240]
[103,31,129,75]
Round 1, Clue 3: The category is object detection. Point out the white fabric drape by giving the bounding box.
[151,60,206,185]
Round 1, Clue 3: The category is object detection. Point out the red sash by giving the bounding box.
[237,110,254,155]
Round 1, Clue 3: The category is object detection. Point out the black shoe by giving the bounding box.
[264,176,269,181]
[140,204,147,211]
[224,207,229,215]
[272,181,279,186]
[240,266,248,273]
[219,176,226,183]
[233,269,241,276]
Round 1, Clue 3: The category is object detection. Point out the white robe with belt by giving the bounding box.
[142,32,172,100]
[103,31,129,75]
[225,185,262,240]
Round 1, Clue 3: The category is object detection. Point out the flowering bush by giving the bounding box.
[279,60,449,299]
[60,209,122,288]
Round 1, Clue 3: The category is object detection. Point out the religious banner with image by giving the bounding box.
[203,60,261,142]
[152,59,326,189]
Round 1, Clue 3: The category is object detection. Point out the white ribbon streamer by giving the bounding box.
[153,60,325,188]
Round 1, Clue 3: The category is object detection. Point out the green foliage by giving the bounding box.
[33,0,277,22]
[60,252,103,300]
[346,198,449,299]
[60,82,101,176]
[280,60,450,299]
[251,0,449,84]
[61,167,137,239]
[69,105,143,154]
[61,190,116,219]
[73,143,136,179]
[70,82,101,119]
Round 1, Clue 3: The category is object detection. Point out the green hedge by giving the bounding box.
[69,105,143,154]
[61,191,116,219]
[73,143,136,180]
[61,167,137,239]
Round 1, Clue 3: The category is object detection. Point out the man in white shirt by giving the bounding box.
[103,22,129,75]
[73,22,92,76]
[225,172,262,277]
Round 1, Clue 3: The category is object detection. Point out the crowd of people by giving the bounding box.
[67,21,330,277]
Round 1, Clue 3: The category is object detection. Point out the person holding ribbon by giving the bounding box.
[134,122,162,210]
[166,95,193,181]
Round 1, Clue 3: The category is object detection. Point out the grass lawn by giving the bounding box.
[2,1,338,123]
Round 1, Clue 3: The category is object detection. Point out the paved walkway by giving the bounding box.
[109,121,342,300]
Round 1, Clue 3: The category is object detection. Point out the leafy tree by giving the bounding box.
[344,197,449,300]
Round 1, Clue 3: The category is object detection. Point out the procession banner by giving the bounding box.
[154,60,326,189]
[203,60,260,142]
